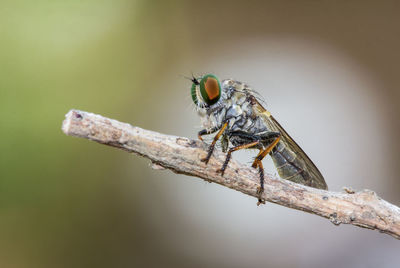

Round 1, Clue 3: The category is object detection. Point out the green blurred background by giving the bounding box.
[1,1,400,267]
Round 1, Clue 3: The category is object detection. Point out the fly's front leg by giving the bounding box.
[201,122,228,164]
[197,127,218,141]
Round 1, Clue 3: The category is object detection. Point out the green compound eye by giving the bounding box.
[199,74,221,105]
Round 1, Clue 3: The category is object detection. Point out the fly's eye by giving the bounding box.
[199,74,221,105]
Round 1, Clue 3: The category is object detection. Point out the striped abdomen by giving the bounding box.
[270,141,314,187]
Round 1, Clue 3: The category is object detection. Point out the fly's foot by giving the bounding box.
[216,168,225,176]
[257,198,266,206]
[256,186,265,206]
[200,156,210,164]
[201,144,215,165]
[256,186,263,195]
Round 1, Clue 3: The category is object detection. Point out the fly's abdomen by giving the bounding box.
[270,141,312,187]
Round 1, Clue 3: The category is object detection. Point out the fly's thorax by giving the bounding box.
[224,82,270,134]
[196,104,225,131]
[196,78,270,134]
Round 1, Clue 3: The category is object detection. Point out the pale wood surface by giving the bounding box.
[62,109,400,240]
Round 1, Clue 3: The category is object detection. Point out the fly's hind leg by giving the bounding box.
[251,132,281,205]
[256,161,266,205]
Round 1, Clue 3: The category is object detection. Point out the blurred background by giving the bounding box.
[1,0,400,267]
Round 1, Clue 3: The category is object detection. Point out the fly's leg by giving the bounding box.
[256,161,265,205]
[197,127,218,141]
[201,122,228,164]
[251,134,281,168]
[217,141,260,176]
[217,130,262,174]
[251,133,281,205]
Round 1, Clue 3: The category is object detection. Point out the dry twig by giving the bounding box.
[62,109,400,240]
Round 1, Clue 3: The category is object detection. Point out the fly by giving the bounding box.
[190,74,328,204]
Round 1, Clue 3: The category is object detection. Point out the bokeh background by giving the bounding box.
[1,1,400,267]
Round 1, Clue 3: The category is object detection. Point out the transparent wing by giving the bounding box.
[248,94,327,189]
[268,114,328,190]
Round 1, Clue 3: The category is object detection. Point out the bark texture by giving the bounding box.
[62,109,400,240]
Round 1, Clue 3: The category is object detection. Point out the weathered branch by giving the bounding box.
[62,109,400,240]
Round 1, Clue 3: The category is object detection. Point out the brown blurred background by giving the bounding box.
[1,1,400,267]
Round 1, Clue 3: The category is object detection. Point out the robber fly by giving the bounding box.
[190,74,328,204]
